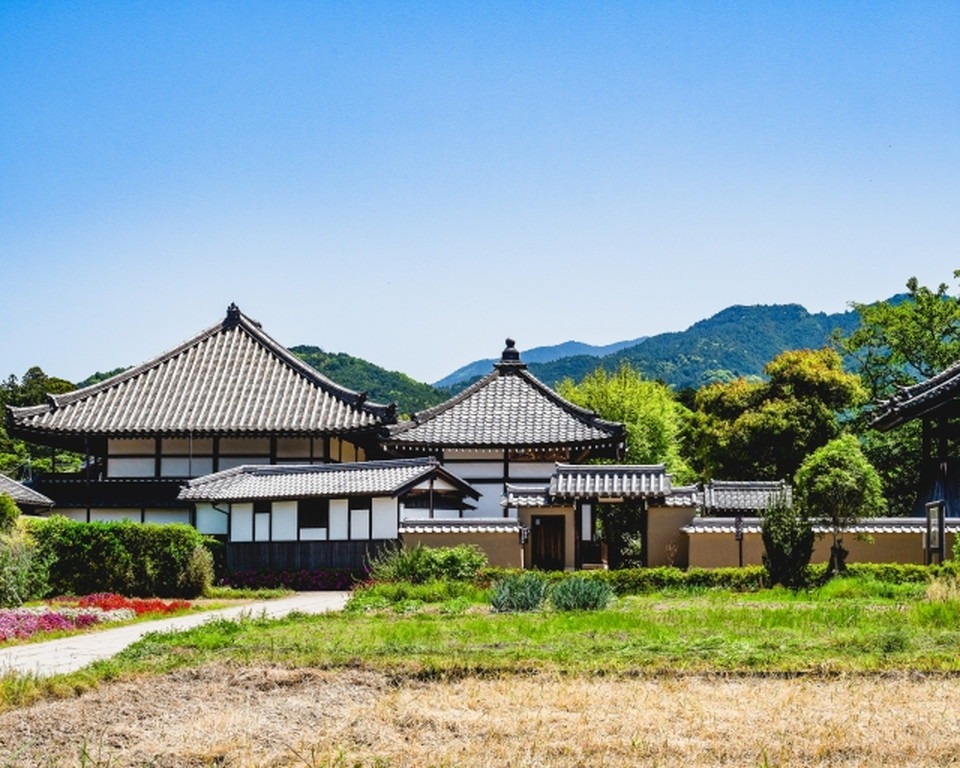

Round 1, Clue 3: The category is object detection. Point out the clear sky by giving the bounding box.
[2,2,958,386]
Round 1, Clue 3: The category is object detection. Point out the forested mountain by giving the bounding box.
[289,346,446,415]
[533,304,861,390]
[434,337,647,389]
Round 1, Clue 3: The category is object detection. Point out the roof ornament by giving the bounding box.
[500,338,521,364]
[224,303,242,327]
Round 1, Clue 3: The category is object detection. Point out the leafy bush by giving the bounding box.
[368,544,487,584]
[549,576,613,611]
[761,493,814,588]
[0,494,20,534]
[0,523,50,607]
[491,572,548,613]
[24,517,214,598]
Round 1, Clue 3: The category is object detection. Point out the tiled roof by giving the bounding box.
[870,362,960,430]
[0,474,53,508]
[683,517,960,535]
[385,340,624,452]
[502,483,551,508]
[8,304,394,440]
[550,463,671,499]
[662,484,701,507]
[399,518,522,535]
[178,458,478,502]
[701,480,791,514]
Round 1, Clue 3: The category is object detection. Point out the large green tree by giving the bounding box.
[794,434,885,574]
[836,271,960,514]
[686,348,866,482]
[557,363,694,483]
[0,368,78,476]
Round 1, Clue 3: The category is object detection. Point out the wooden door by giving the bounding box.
[531,515,565,570]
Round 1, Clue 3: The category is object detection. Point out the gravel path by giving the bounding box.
[0,591,350,678]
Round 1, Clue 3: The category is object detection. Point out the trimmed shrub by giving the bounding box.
[368,544,488,584]
[0,522,51,607]
[491,572,548,613]
[549,576,613,611]
[0,494,20,534]
[24,517,214,598]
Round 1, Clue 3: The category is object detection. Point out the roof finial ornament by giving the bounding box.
[501,338,521,363]
[225,303,241,327]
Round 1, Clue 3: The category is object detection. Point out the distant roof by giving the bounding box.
[701,480,791,515]
[385,339,625,454]
[0,474,53,509]
[8,304,395,445]
[178,458,478,502]
[400,518,522,535]
[870,362,960,431]
[683,517,960,535]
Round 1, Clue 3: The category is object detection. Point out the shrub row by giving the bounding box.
[23,517,214,598]
[368,544,487,584]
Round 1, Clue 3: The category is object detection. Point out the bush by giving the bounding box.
[368,544,488,584]
[549,576,613,611]
[761,494,814,588]
[0,494,20,534]
[0,522,51,607]
[24,517,215,598]
[491,572,548,612]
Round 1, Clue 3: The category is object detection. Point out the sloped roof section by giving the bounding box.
[178,458,478,502]
[870,361,960,431]
[385,339,624,453]
[8,304,395,440]
[0,473,53,509]
[550,463,671,500]
[701,480,791,515]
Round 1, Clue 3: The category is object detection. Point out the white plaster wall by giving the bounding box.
[581,503,592,541]
[144,509,191,525]
[464,483,504,517]
[232,503,253,542]
[329,499,349,540]
[53,509,87,521]
[443,461,504,479]
[300,528,327,541]
[351,508,370,539]
[272,501,298,541]
[90,509,140,522]
[254,512,270,541]
[507,461,555,480]
[108,458,155,478]
[196,503,228,535]
[219,456,270,471]
[372,497,398,538]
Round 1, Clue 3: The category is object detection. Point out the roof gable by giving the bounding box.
[870,360,960,430]
[8,304,395,439]
[385,340,625,452]
[0,473,54,509]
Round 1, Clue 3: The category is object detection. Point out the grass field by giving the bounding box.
[3,576,960,766]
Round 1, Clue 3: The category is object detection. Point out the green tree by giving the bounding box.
[794,434,885,574]
[760,492,814,588]
[687,348,866,481]
[557,363,694,482]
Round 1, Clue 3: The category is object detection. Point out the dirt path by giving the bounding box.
[0,592,350,677]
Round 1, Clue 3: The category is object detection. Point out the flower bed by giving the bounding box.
[0,593,192,643]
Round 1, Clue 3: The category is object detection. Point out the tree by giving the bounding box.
[837,271,960,399]
[686,348,866,481]
[835,271,960,514]
[794,434,885,575]
[760,492,814,588]
[0,494,20,533]
[557,363,694,482]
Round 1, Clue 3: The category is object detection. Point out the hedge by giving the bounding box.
[23,516,214,598]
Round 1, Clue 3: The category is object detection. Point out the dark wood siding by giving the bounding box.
[225,539,395,572]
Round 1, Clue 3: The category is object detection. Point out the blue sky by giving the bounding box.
[2,2,958,386]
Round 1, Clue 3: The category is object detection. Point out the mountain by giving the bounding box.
[525,304,861,390]
[289,346,446,414]
[433,337,647,389]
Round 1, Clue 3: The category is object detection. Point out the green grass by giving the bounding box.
[4,575,959,712]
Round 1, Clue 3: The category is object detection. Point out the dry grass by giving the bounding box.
[1,665,960,767]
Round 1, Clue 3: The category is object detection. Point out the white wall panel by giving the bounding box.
[254,512,270,542]
[272,501,298,541]
[329,499,349,540]
[196,503,228,535]
[506,462,555,480]
[443,462,504,480]
[232,504,253,542]
[581,503,593,541]
[372,497,398,538]
[350,509,370,539]
[218,456,270,471]
[300,528,327,541]
[90,509,140,522]
[144,509,191,525]
[108,458,155,478]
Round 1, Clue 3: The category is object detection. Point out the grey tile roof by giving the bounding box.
[682,517,960,535]
[870,361,960,430]
[701,480,791,514]
[8,304,394,440]
[399,518,522,534]
[550,463,671,499]
[0,474,53,509]
[178,458,478,502]
[501,483,551,508]
[385,342,625,452]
